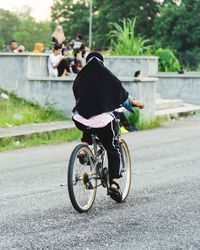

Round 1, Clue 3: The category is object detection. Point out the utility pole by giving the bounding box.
[89,0,93,49]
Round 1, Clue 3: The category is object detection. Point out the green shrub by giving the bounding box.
[125,109,140,129]
[109,18,152,56]
[155,48,180,72]
[125,109,166,130]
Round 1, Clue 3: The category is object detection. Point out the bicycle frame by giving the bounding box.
[67,115,132,212]
[90,134,108,186]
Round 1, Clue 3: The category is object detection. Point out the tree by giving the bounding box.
[51,0,188,51]
[0,8,52,51]
[14,17,52,51]
[92,0,160,49]
[51,0,162,49]
[51,0,89,43]
[0,8,20,50]
[153,0,200,66]
[153,2,187,50]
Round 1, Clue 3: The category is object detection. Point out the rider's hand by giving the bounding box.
[130,99,144,109]
[136,101,144,109]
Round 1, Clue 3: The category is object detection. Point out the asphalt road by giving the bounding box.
[0,116,200,250]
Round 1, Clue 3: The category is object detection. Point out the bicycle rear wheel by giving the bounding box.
[68,144,97,213]
[118,139,132,201]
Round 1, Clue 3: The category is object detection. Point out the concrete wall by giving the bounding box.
[0,54,28,94]
[120,77,156,119]
[28,54,49,77]
[0,74,157,120]
[0,53,158,78]
[156,73,200,105]
[26,77,157,120]
[0,53,158,120]
[27,77,74,116]
[104,56,158,76]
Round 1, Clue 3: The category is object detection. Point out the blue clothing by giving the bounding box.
[123,98,135,113]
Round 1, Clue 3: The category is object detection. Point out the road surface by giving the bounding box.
[0,116,200,249]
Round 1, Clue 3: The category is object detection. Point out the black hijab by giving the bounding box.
[72,52,128,119]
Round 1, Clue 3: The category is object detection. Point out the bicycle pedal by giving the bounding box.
[86,182,94,189]
[101,180,107,188]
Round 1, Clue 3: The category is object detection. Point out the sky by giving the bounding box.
[0,0,182,21]
[0,0,53,21]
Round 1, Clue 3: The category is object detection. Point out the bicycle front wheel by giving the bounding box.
[67,144,97,213]
[119,139,132,201]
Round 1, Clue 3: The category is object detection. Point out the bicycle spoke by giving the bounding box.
[68,144,97,213]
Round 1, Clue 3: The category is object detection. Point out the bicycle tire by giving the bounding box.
[119,139,132,201]
[68,144,97,213]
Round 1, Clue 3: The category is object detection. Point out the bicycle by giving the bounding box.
[67,116,132,213]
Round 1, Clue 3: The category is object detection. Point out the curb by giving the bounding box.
[1,107,200,142]
[155,103,200,117]
[0,121,75,141]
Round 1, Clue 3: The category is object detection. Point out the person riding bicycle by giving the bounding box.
[72,51,144,202]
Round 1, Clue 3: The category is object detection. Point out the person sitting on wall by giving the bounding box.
[73,49,84,74]
[47,44,67,77]
[69,35,85,58]
[17,45,26,53]
[134,70,146,78]
[51,25,66,47]
[134,70,142,77]
[61,48,75,75]
[33,42,44,53]
[4,40,18,53]
[61,48,84,75]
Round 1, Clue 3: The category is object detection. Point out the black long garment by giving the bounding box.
[72,57,128,119]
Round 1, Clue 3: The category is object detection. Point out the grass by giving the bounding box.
[0,88,80,151]
[137,116,167,130]
[0,89,67,128]
[0,128,82,152]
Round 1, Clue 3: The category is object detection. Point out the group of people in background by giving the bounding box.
[5,40,44,54]
[47,44,84,77]
[48,25,87,77]
[3,25,140,133]
[4,40,24,53]
[4,25,88,77]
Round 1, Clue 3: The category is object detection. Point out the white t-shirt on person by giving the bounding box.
[48,53,62,77]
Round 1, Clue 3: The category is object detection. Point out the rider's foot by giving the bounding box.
[108,179,122,203]
[77,151,89,165]
[125,125,136,132]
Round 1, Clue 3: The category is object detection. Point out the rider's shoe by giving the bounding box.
[77,152,90,165]
[108,180,122,203]
[125,125,136,132]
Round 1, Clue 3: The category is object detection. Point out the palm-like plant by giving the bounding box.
[109,18,151,56]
